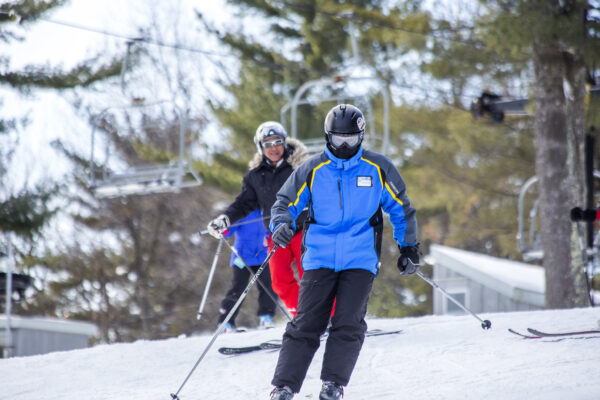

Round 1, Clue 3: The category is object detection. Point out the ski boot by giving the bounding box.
[270,386,294,400]
[222,322,235,333]
[259,314,275,329]
[319,381,343,400]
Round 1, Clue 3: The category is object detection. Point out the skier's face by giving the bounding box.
[262,136,285,165]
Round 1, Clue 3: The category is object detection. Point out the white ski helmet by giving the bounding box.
[254,121,287,154]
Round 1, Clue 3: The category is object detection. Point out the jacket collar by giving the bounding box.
[260,157,287,171]
[324,146,364,170]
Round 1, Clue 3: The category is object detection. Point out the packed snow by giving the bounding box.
[1,307,599,400]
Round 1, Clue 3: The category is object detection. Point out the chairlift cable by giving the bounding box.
[29,16,329,75]
[36,17,233,57]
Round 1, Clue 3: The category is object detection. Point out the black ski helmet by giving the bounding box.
[254,121,287,155]
[324,104,366,158]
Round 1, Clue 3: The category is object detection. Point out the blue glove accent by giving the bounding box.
[233,257,246,269]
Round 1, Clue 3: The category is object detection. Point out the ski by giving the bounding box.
[526,328,600,338]
[508,328,541,339]
[508,327,600,339]
[364,328,403,337]
[218,329,403,355]
[218,339,281,355]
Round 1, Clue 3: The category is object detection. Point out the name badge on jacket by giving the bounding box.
[357,176,373,187]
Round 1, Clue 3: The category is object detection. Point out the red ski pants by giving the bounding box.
[268,232,304,316]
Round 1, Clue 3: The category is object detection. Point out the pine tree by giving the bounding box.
[0,1,122,312]
[0,1,122,239]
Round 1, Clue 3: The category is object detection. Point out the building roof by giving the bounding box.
[430,244,545,307]
[0,316,98,336]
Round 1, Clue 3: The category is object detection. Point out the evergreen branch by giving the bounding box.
[413,151,519,198]
[0,58,123,90]
[0,0,65,25]
[217,30,328,75]
[0,185,59,239]
[249,0,484,47]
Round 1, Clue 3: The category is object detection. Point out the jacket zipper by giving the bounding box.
[337,178,343,269]
[337,179,343,209]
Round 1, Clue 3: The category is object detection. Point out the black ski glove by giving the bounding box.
[272,223,294,248]
[397,244,421,275]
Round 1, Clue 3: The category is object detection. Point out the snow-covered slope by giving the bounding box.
[1,307,599,400]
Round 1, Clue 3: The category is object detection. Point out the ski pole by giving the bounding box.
[219,235,294,321]
[196,238,224,320]
[170,245,278,400]
[415,270,492,330]
[198,215,270,236]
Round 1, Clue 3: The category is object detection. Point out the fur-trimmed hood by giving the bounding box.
[248,137,309,170]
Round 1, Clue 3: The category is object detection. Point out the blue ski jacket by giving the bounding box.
[270,146,417,275]
[224,209,268,267]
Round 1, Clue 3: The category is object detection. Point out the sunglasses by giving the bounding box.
[330,134,360,148]
[262,138,285,148]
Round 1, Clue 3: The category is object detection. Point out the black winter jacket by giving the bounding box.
[224,138,309,233]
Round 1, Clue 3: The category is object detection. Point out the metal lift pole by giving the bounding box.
[291,78,331,139]
[4,238,13,358]
[174,104,185,191]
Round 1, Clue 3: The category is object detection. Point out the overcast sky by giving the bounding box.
[5,0,229,68]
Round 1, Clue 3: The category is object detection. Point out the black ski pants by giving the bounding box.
[271,268,374,393]
[218,264,277,326]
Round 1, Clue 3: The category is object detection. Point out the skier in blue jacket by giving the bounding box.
[218,209,277,331]
[268,104,420,400]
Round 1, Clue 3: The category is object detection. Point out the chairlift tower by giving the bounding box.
[1,239,14,358]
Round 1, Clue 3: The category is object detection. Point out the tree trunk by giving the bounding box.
[564,52,591,307]
[532,45,572,309]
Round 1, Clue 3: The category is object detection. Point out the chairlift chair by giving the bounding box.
[0,272,32,300]
[518,171,600,263]
[281,74,390,156]
[280,13,390,156]
[89,100,202,198]
[517,176,543,261]
[471,92,529,123]
[472,87,600,124]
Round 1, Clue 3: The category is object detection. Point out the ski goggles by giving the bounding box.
[329,133,360,148]
[262,138,285,148]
